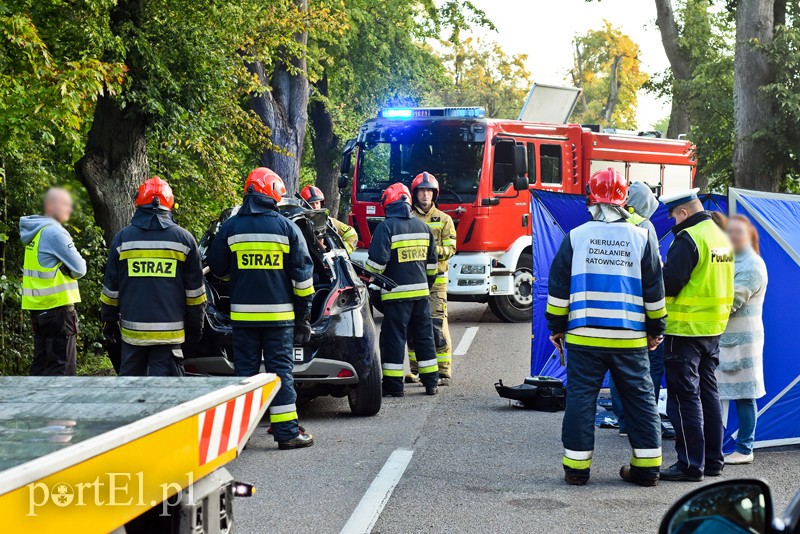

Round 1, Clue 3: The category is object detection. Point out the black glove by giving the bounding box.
[294,317,312,345]
[102,321,120,345]
[185,327,203,344]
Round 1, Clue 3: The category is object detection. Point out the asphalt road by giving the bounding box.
[228,302,800,533]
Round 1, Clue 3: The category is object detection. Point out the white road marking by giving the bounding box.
[453,326,479,356]
[340,449,414,534]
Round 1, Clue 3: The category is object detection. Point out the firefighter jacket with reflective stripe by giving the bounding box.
[206,194,314,326]
[546,220,667,352]
[22,228,80,310]
[101,208,206,346]
[366,201,437,302]
[412,204,456,284]
[331,217,357,254]
[664,216,734,337]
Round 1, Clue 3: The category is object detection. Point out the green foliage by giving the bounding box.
[570,21,648,129]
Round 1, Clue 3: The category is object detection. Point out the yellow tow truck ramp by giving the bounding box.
[0,374,280,533]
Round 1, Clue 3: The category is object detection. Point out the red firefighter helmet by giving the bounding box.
[380,183,412,209]
[587,168,627,206]
[411,172,439,203]
[135,176,174,210]
[244,167,286,202]
[300,185,325,204]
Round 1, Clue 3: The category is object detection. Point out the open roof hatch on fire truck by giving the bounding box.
[339,92,696,323]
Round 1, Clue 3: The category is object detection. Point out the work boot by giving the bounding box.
[438,377,451,387]
[404,373,420,384]
[724,452,754,465]
[619,466,658,487]
[563,466,590,486]
[659,463,703,482]
[278,432,314,450]
[705,466,724,477]
[383,390,404,398]
[425,384,438,396]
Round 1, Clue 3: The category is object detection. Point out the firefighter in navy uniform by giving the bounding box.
[546,168,667,487]
[300,185,358,254]
[405,172,457,386]
[101,177,207,376]
[365,183,440,396]
[657,188,734,482]
[207,167,315,450]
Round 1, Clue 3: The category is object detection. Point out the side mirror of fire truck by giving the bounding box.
[513,143,528,191]
[339,138,357,190]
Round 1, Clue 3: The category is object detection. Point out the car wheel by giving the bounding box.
[348,351,382,416]
[488,252,533,323]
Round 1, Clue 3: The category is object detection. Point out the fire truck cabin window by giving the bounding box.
[492,141,517,192]
[540,144,562,185]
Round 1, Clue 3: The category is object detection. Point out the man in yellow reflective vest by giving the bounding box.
[406,172,457,386]
[300,185,358,253]
[658,188,734,482]
[546,169,666,487]
[20,188,86,375]
[101,177,206,377]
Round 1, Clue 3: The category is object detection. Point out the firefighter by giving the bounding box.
[546,168,666,487]
[100,177,206,376]
[207,167,315,450]
[20,188,86,376]
[405,172,457,386]
[300,185,358,254]
[658,188,734,481]
[365,183,439,396]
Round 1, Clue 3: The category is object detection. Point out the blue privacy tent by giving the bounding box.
[529,189,799,451]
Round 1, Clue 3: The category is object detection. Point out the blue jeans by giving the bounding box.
[734,398,757,454]
[609,343,664,433]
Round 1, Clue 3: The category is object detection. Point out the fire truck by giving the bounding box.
[340,105,695,322]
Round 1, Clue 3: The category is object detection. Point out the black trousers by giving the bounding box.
[664,335,724,477]
[380,298,438,392]
[29,305,78,376]
[119,343,185,377]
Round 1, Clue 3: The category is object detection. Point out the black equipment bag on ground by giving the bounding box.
[495,376,566,412]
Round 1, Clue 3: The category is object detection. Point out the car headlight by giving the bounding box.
[460,265,486,275]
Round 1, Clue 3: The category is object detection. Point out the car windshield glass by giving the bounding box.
[356,139,484,204]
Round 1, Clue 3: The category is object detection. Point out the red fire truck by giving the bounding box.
[340,106,695,322]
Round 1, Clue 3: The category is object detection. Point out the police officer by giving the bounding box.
[365,183,439,396]
[405,172,457,386]
[300,185,358,253]
[658,188,734,481]
[546,169,667,487]
[20,188,86,375]
[207,167,315,450]
[100,177,206,376]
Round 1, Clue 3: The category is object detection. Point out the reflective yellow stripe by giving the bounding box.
[645,307,667,319]
[666,311,730,323]
[293,286,314,297]
[101,294,119,306]
[186,294,207,306]
[381,289,430,301]
[631,455,662,468]
[434,276,447,285]
[229,242,290,253]
[230,311,295,322]
[563,456,592,470]
[565,333,647,349]
[546,303,569,316]
[391,239,429,249]
[382,368,404,377]
[121,327,184,341]
[436,353,450,362]
[119,249,186,261]
[665,295,732,306]
[270,411,298,423]
[343,242,354,254]
[341,228,357,239]
[427,222,444,229]
[442,239,456,246]
[365,263,384,274]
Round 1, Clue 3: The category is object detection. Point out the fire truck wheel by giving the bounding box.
[488,252,533,323]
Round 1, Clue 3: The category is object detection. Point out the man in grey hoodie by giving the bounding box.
[610,181,665,436]
[20,188,86,375]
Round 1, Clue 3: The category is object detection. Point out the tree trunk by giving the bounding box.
[654,0,692,139]
[250,0,309,195]
[733,0,781,191]
[601,55,623,124]
[308,75,342,218]
[76,95,149,243]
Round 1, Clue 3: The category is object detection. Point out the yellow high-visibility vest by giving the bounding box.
[21,228,80,310]
[665,219,734,337]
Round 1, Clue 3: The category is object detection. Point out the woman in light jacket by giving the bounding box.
[717,215,768,465]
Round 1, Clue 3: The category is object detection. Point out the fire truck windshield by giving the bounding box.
[356,140,484,204]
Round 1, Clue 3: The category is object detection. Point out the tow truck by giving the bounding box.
[340,85,696,322]
[0,374,279,533]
